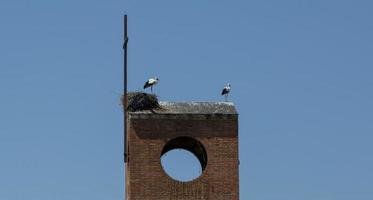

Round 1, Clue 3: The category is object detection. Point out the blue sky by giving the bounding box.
[1,0,373,199]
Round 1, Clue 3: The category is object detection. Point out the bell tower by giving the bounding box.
[125,101,239,200]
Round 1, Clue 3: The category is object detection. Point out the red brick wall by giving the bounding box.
[126,117,239,200]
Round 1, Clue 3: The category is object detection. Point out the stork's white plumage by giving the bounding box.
[221,83,231,102]
[143,77,159,93]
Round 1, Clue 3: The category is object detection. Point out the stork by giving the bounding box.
[221,83,231,102]
[143,77,159,93]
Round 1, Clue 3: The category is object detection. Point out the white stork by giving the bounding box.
[221,83,231,102]
[143,77,159,93]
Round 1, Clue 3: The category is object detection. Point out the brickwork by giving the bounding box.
[126,102,239,200]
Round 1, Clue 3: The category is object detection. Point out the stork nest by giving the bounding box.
[122,92,160,112]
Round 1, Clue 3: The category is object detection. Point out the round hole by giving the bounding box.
[161,149,202,182]
[160,137,207,182]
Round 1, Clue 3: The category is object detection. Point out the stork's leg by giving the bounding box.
[151,86,153,93]
[225,94,228,102]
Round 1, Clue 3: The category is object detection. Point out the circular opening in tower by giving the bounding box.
[160,136,207,182]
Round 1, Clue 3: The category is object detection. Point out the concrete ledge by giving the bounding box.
[129,113,238,120]
[128,101,238,120]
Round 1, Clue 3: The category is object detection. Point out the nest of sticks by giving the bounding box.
[122,92,160,112]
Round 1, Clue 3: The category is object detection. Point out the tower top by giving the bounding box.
[126,100,239,199]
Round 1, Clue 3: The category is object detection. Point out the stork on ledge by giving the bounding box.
[221,83,231,102]
[144,77,159,93]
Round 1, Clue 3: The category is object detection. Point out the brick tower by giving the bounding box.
[126,101,239,200]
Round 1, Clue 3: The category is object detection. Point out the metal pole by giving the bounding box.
[123,15,128,163]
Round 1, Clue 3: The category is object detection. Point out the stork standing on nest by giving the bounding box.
[221,83,231,102]
[143,77,159,93]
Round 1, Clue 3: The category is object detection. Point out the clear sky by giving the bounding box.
[1,0,373,199]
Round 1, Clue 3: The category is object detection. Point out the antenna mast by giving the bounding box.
[123,14,129,163]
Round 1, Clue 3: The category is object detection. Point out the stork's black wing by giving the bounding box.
[221,88,229,95]
[144,81,151,89]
